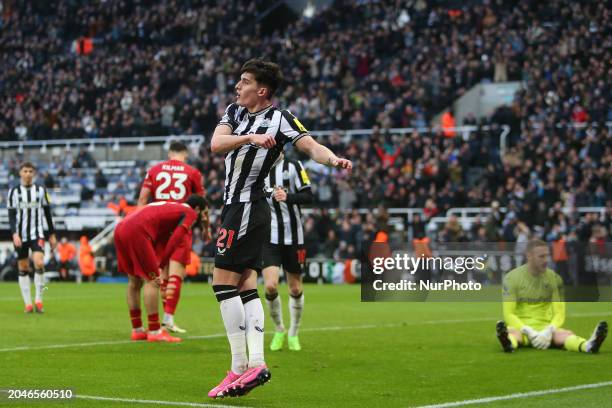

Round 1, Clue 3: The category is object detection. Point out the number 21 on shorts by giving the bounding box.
[216,228,235,249]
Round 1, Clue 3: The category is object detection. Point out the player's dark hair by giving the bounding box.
[186,194,208,211]
[20,162,36,171]
[526,239,547,253]
[169,141,188,153]
[240,59,283,98]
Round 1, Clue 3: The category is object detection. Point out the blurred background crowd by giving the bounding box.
[0,0,610,272]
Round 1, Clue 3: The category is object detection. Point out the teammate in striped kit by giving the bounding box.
[208,59,352,398]
[263,155,313,351]
[7,162,57,313]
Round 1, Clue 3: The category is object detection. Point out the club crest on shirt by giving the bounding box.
[260,119,271,128]
[283,170,291,179]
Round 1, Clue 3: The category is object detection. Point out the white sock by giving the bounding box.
[18,274,32,306]
[219,295,248,374]
[265,292,285,332]
[34,272,45,303]
[162,313,174,326]
[244,297,265,368]
[288,293,304,337]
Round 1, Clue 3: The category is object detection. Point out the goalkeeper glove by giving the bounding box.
[521,325,553,349]
[536,325,555,349]
[521,326,545,349]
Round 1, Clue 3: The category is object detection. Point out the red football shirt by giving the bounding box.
[120,202,197,245]
[142,159,204,203]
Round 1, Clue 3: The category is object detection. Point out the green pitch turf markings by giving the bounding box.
[413,381,612,408]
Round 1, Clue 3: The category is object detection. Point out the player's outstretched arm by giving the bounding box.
[294,136,352,170]
[211,124,275,153]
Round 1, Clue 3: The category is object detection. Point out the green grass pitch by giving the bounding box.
[1,282,611,407]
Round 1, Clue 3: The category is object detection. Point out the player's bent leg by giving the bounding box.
[263,266,285,351]
[238,270,266,368]
[163,261,187,333]
[551,328,573,349]
[578,321,608,353]
[32,250,46,313]
[160,265,169,308]
[143,278,180,343]
[557,325,606,353]
[17,258,33,313]
[209,267,248,399]
[287,272,304,351]
[127,276,146,341]
[496,321,518,352]
[228,269,271,397]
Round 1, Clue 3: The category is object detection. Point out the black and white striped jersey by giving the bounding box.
[219,103,309,205]
[266,159,312,245]
[7,184,53,241]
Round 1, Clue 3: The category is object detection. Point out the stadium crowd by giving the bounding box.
[1,0,610,264]
[1,1,609,140]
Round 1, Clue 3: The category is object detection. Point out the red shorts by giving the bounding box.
[114,222,159,281]
[155,236,192,267]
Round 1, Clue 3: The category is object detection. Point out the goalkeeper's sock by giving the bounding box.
[509,334,518,349]
[564,335,587,352]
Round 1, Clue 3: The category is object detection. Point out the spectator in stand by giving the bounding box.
[2,1,607,144]
[57,237,77,280]
[79,236,96,282]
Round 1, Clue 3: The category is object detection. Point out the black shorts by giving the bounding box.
[262,243,306,275]
[214,199,271,274]
[15,239,45,260]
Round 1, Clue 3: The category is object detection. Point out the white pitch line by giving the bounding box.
[413,381,612,408]
[1,311,609,353]
[77,394,252,408]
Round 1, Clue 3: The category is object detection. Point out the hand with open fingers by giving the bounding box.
[249,134,276,149]
[328,156,353,170]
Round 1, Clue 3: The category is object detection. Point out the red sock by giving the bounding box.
[164,275,183,315]
[148,313,160,331]
[129,309,142,329]
[160,278,169,307]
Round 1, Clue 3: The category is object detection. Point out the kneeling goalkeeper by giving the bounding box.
[496,239,607,353]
